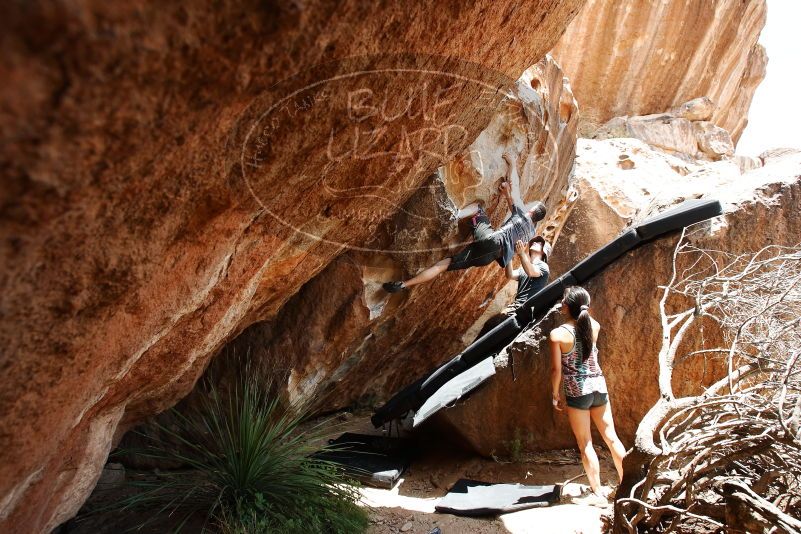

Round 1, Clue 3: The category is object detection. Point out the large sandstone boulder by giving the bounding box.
[550,0,767,143]
[433,142,801,456]
[215,55,579,413]
[591,100,737,163]
[0,2,585,531]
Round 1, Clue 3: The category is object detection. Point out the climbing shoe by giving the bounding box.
[382,281,406,293]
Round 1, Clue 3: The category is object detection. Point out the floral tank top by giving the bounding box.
[559,324,607,397]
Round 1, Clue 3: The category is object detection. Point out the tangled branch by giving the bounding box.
[615,229,801,533]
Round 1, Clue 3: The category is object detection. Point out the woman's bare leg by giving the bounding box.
[567,407,602,494]
[402,257,452,288]
[590,402,626,483]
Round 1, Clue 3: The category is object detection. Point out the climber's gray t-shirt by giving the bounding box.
[513,261,550,308]
[495,204,536,268]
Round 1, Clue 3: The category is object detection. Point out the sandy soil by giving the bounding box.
[331,412,617,534]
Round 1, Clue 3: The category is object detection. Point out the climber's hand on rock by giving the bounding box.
[499,181,511,195]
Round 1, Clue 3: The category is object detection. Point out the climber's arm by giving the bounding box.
[499,181,516,212]
[517,241,543,277]
[505,262,520,281]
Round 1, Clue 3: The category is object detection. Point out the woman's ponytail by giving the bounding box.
[563,287,594,360]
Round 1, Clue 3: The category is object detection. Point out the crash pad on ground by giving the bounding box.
[435,479,561,516]
[311,433,414,488]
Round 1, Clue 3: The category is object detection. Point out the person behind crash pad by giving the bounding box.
[471,234,551,339]
[383,153,546,294]
[505,235,551,311]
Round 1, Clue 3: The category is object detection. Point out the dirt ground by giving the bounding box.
[64,411,616,534]
[327,412,617,534]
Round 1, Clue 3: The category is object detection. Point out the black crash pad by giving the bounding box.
[371,315,520,428]
[570,228,641,283]
[370,373,430,428]
[435,479,561,516]
[419,315,519,399]
[311,433,414,488]
[636,198,722,241]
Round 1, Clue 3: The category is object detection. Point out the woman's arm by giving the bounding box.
[548,332,564,411]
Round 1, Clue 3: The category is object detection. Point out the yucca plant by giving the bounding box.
[114,370,368,533]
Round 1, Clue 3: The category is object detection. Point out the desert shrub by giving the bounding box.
[117,370,368,533]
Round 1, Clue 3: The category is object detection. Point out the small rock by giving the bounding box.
[693,121,733,160]
[671,96,715,121]
[401,521,413,532]
[617,156,635,170]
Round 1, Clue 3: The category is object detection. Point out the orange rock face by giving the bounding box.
[433,145,801,456]
[220,55,579,415]
[0,2,584,531]
[550,0,767,143]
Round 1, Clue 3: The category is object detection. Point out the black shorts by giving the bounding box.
[447,205,501,271]
[447,239,502,271]
[566,391,608,410]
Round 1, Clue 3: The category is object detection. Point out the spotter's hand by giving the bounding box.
[515,240,526,255]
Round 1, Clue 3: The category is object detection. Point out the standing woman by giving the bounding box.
[549,286,626,499]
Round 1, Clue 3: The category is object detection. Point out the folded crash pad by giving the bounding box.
[636,198,723,241]
[570,228,641,283]
[419,315,519,399]
[311,433,414,488]
[371,315,520,428]
[413,356,496,427]
[435,479,561,516]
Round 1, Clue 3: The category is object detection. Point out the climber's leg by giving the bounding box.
[383,237,501,293]
[398,257,452,289]
[457,202,481,219]
[383,201,500,293]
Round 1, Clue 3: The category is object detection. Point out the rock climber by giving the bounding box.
[471,234,551,339]
[549,286,626,505]
[383,153,546,293]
